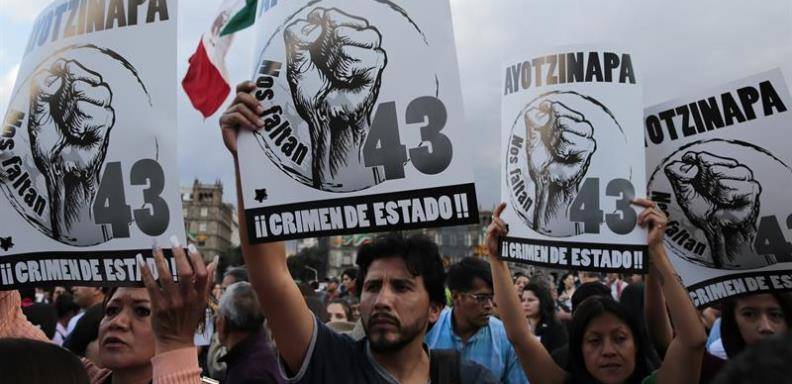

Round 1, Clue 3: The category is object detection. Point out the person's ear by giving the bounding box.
[428,302,443,323]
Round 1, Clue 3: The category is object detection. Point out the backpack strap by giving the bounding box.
[430,349,461,384]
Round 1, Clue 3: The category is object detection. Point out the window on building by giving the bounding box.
[199,223,207,232]
[465,233,472,246]
[182,208,188,218]
[200,207,208,217]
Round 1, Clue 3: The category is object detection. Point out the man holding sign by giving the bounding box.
[219,81,497,383]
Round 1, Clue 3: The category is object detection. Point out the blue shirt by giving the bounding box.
[426,308,529,384]
[707,317,721,348]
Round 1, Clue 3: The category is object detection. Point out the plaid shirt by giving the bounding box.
[426,307,529,384]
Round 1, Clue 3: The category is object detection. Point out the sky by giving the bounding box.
[2,0,791,210]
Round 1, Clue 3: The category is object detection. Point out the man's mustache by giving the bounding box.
[368,312,400,327]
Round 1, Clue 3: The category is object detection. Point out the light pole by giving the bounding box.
[305,266,319,283]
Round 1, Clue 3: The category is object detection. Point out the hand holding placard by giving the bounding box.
[486,202,509,259]
[220,81,263,156]
[138,240,218,354]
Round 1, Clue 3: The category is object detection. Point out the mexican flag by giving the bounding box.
[182,0,258,118]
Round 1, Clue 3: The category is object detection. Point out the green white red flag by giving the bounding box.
[182,0,258,117]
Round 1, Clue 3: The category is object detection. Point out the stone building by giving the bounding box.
[182,180,235,259]
[322,210,496,278]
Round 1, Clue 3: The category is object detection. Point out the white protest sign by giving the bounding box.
[646,69,792,307]
[237,0,478,243]
[0,0,182,289]
[499,46,648,273]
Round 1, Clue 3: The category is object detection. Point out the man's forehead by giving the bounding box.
[364,257,417,281]
[469,277,493,293]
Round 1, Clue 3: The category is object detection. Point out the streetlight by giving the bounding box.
[304,266,319,283]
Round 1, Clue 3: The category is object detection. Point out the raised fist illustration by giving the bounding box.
[524,100,596,234]
[28,59,115,241]
[284,7,387,190]
[665,151,765,269]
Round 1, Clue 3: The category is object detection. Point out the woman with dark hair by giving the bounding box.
[645,276,792,383]
[0,338,89,384]
[485,199,707,384]
[94,244,217,384]
[557,272,576,314]
[566,296,657,383]
[618,283,662,368]
[514,272,530,296]
[720,292,791,358]
[326,298,353,323]
[0,242,217,384]
[522,281,568,353]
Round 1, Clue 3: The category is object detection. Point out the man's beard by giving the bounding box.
[364,313,427,353]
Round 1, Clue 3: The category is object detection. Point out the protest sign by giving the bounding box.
[0,0,182,289]
[499,47,648,273]
[237,0,478,243]
[646,69,792,307]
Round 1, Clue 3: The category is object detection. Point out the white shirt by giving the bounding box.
[53,322,68,345]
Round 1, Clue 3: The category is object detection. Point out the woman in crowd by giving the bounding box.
[557,272,576,314]
[522,280,568,354]
[486,199,707,384]
[326,298,352,323]
[720,292,791,359]
[643,253,791,383]
[0,242,216,384]
[514,273,530,296]
[96,244,217,384]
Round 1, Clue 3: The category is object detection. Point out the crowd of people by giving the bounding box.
[1,81,791,383]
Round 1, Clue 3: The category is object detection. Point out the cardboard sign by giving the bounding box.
[237,0,478,242]
[499,46,648,273]
[646,69,792,307]
[0,0,182,289]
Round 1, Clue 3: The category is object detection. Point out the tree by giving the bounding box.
[287,245,327,282]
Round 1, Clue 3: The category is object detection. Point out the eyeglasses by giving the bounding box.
[465,293,495,305]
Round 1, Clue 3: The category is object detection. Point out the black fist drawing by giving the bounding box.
[284,7,387,189]
[665,151,765,269]
[28,59,114,241]
[524,100,596,234]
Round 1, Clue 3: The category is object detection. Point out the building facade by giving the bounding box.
[182,180,235,260]
[322,210,495,278]
[423,209,493,265]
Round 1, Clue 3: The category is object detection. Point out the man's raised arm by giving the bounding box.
[221,81,314,373]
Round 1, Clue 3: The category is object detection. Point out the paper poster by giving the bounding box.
[646,69,792,307]
[499,47,648,273]
[0,0,182,289]
[237,0,478,243]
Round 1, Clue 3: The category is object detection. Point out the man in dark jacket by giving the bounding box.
[20,288,57,339]
[217,281,283,384]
